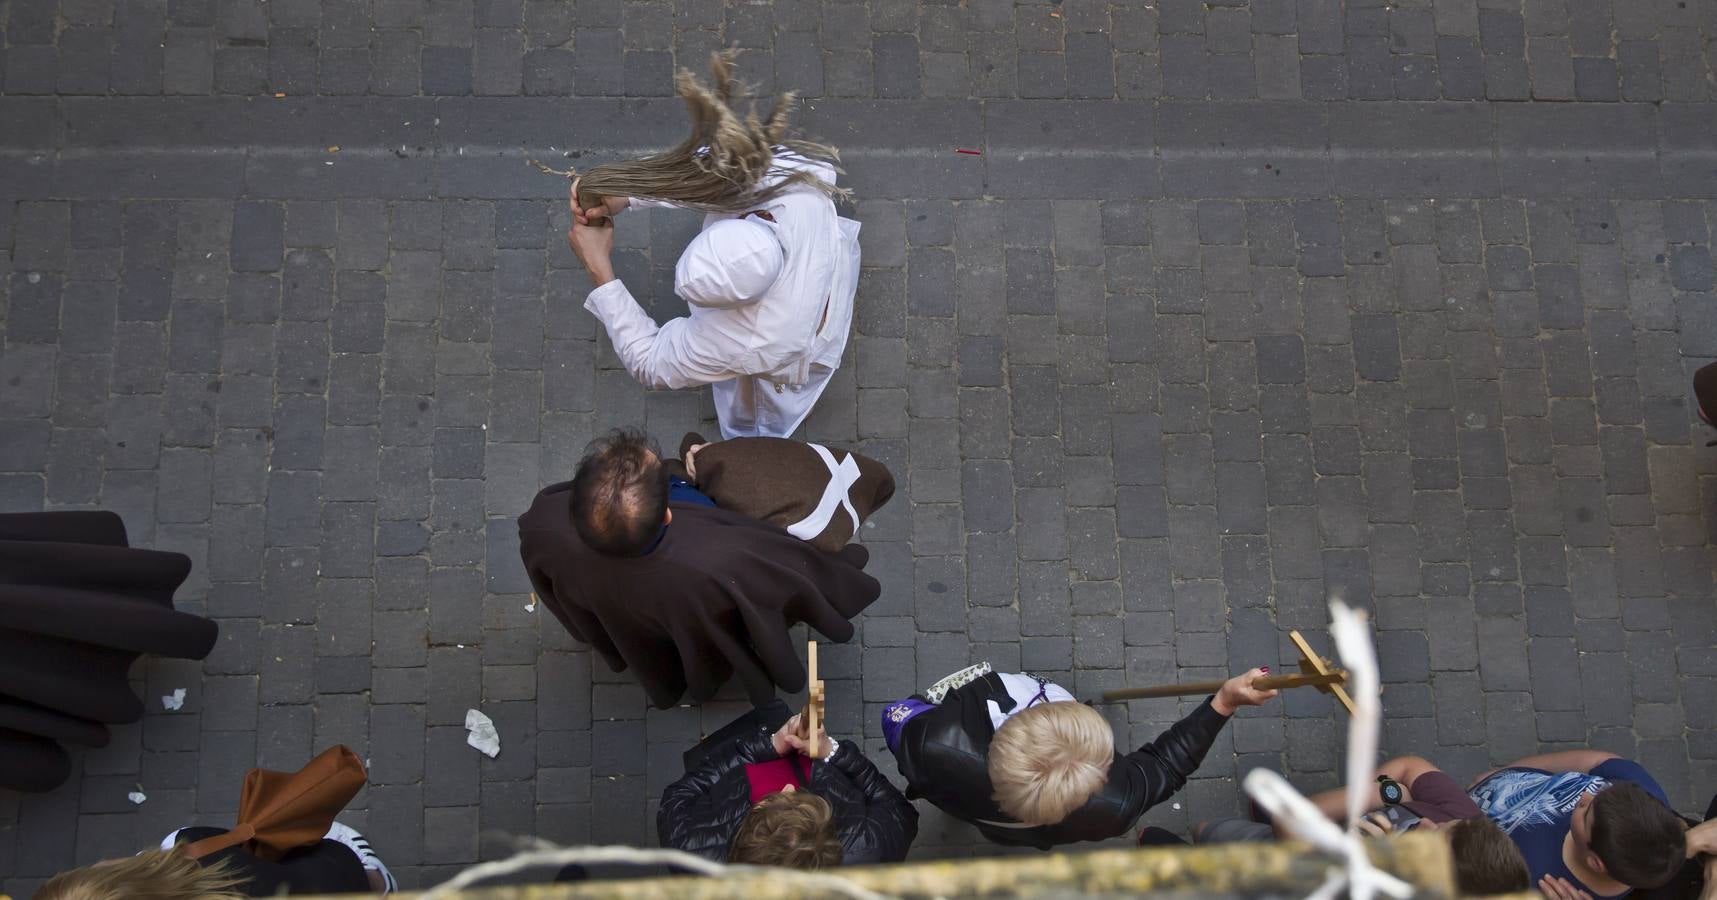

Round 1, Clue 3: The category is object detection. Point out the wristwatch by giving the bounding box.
[1377,775,1405,806]
[822,738,841,762]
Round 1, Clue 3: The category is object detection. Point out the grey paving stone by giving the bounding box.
[14,8,1717,878]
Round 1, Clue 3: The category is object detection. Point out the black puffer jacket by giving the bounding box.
[890,672,1229,848]
[657,729,919,865]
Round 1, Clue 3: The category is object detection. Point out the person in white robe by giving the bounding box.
[564,150,862,440]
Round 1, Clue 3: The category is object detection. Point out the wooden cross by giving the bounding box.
[800,640,826,758]
[1288,629,1358,716]
[1101,630,1358,716]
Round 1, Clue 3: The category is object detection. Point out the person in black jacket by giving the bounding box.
[883,664,1277,849]
[658,709,919,866]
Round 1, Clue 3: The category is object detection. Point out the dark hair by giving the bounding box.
[1591,783,1687,889]
[1449,816,1532,895]
[570,428,668,556]
[728,791,843,869]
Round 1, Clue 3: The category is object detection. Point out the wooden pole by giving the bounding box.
[801,640,823,758]
[1101,671,1347,702]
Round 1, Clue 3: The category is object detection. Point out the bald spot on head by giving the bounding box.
[570,428,670,556]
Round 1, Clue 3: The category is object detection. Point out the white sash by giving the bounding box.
[785,444,863,541]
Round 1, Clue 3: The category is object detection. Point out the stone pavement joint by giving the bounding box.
[3,0,1717,891]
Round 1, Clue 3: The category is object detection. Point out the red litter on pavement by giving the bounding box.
[955,148,982,155]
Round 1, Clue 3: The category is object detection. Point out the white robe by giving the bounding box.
[582,152,863,440]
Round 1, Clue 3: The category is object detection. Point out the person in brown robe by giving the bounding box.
[518,428,881,709]
[671,432,895,553]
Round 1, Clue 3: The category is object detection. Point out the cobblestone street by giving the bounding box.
[3,0,1717,891]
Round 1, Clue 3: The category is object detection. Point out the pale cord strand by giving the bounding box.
[416,843,894,900]
[527,159,576,180]
[1329,600,1411,900]
[1241,600,1414,900]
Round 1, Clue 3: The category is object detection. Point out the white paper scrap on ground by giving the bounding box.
[162,688,186,711]
[465,709,501,758]
[128,789,147,805]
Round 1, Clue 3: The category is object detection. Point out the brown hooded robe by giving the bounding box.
[518,484,881,709]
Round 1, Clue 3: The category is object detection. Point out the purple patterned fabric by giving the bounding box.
[881,698,934,754]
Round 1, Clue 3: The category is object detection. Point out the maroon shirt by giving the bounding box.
[1402,771,1484,822]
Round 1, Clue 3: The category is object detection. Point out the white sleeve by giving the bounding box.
[582,279,740,390]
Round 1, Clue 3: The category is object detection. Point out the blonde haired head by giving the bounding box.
[36,849,246,900]
[988,701,1115,826]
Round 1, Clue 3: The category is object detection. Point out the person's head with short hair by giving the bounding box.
[37,849,246,900]
[1440,816,1532,895]
[570,427,670,557]
[988,701,1115,826]
[1578,782,1686,889]
[727,788,843,869]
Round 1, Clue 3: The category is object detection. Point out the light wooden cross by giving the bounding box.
[1101,630,1358,716]
[800,640,826,758]
[1288,629,1358,716]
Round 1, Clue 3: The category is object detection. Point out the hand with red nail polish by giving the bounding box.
[1212,667,1281,716]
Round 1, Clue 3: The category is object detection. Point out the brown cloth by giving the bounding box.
[185,745,369,862]
[1697,361,1717,427]
[518,485,881,709]
[0,511,218,792]
[673,433,896,553]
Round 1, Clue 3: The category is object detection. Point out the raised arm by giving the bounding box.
[564,196,746,392]
[1112,698,1230,829]
[581,279,743,390]
[1469,750,1621,788]
[1111,670,1279,833]
[1498,750,1619,774]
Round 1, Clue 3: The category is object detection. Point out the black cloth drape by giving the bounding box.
[0,511,218,791]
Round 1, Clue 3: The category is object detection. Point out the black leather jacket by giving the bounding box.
[890,672,1230,848]
[657,729,919,865]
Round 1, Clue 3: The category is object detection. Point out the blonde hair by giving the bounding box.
[988,702,1115,826]
[568,49,847,214]
[36,849,247,900]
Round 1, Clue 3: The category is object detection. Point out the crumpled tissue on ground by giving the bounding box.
[465,708,501,758]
